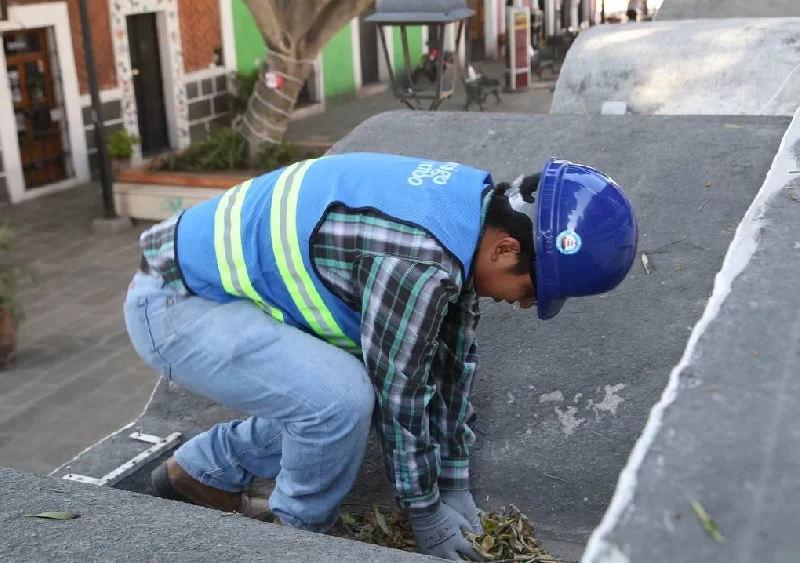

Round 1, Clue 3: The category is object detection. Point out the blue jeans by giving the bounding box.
[122,272,375,532]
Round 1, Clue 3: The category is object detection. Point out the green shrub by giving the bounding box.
[158,128,249,172]
[157,127,322,174]
[230,69,260,116]
[107,129,141,160]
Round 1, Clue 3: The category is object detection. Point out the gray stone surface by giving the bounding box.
[656,0,800,20]
[50,112,790,552]
[0,186,157,475]
[582,111,800,563]
[0,466,440,563]
[551,18,800,116]
[91,215,134,236]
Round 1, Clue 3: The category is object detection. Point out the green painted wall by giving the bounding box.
[392,26,423,71]
[232,0,267,73]
[321,23,356,98]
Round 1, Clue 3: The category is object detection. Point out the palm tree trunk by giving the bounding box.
[239,51,314,160]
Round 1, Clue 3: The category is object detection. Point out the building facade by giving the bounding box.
[0,0,236,204]
[229,0,596,109]
[0,0,596,205]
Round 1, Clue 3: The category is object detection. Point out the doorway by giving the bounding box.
[4,28,68,190]
[359,16,380,85]
[127,12,170,156]
[469,0,486,61]
[297,80,311,107]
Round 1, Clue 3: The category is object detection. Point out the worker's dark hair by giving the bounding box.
[485,174,539,275]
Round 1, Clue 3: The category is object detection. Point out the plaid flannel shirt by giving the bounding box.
[139,192,491,517]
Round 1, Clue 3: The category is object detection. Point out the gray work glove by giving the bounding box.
[441,489,483,534]
[408,502,485,561]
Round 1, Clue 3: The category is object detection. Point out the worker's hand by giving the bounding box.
[408,502,485,561]
[441,489,483,534]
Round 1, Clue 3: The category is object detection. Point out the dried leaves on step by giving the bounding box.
[336,505,418,552]
[337,503,557,562]
[465,505,557,562]
[641,253,651,274]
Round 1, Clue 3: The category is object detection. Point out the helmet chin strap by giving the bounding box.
[504,174,540,300]
[507,175,538,228]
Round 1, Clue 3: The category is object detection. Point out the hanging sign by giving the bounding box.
[264,71,284,91]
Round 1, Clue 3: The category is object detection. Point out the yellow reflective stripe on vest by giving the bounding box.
[213,180,284,322]
[271,160,360,353]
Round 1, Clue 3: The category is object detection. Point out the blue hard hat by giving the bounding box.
[509,158,639,320]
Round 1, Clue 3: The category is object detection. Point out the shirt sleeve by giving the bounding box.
[428,288,481,492]
[354,253,462,517]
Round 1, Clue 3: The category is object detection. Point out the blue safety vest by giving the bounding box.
[176,152,493,355]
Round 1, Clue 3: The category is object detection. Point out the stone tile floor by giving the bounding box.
[0,186,157,474]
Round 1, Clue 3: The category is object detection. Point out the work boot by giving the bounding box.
[152,457,272,521]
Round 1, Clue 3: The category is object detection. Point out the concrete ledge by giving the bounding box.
[113,182,226,222]
[583,109,800,562]
[551,17,800,116]
[0,466,439,563]
[656,0,800,20]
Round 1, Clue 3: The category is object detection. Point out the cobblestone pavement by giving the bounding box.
[0,65,554,475]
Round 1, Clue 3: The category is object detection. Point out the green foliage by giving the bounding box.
[158,128,249,172]
[0,224,35,327]
[230,68,260,116]
[107,129,141,160]
[156,127,324,174]
[255,138,307,172]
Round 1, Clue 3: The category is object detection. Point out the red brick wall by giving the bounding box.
[9,0,223,92]
[8,0,117,94]
[178,0,222,73]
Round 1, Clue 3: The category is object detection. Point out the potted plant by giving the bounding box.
[107,128,141,177]
[0,224,33,369]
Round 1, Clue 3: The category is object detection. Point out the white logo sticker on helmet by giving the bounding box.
[556,229,582,255]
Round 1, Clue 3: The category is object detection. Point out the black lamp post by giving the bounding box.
[365,0,475,111]
[77,0,116,218]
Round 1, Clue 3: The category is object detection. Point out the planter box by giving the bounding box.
[113,170,248,222]
[112,141,332,222]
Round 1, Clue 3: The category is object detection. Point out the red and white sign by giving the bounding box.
[264,71,284,90]
[505,7,532,91]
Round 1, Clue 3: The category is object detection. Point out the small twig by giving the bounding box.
[643,237,707,254]
[698,199,711,212]
[645,237,687,254]
[544,474,570,484]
